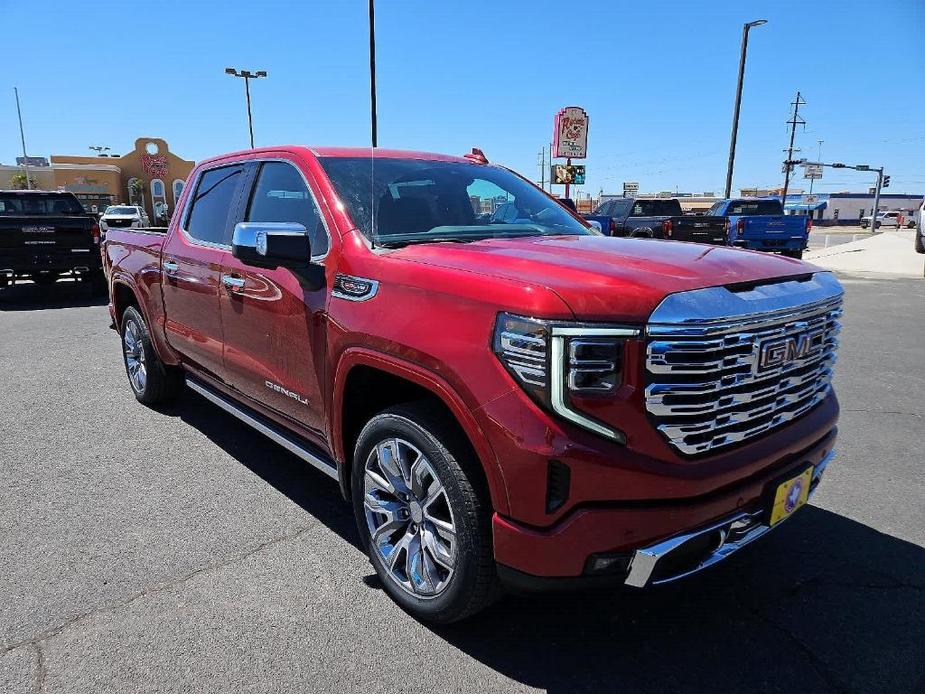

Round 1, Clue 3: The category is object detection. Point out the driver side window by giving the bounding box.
[246,161,329,257]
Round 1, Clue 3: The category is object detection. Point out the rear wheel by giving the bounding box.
[352,402,500,623]
[782,249,804,259]
[915,229,925,254]
[874,221,882,230]
[121,306,183,405]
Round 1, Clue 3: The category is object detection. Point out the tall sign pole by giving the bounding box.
[14,87,32,190]
[369,0,378,147]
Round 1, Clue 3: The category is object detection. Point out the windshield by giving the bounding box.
[0,193,85,216]
[105,206,139,215]
[318,157,593,246]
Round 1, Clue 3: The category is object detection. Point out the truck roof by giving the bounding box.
[195,145,475,169]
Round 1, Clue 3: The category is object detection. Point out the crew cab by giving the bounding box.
[709,198,810,259]
[584,197,727,244]
[103,146,842,622]
[0,190,103,289]
[100,205,150,234]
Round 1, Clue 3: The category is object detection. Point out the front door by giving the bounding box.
[161,163,245,379]
[219,158,331,439]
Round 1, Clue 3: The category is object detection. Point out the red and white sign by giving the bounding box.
[553,106,589,159]
[142,154,169,178]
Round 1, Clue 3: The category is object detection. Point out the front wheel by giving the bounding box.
[121,306,183,405]
[352,403,500,623]
[915,230,925,254]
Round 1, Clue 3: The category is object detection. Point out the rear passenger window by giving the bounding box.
[247,161,328,256]
[185,165,243,245]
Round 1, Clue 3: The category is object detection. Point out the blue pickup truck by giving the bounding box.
[708,198,810,259]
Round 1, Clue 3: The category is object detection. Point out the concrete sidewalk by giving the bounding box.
[805,230,925,277]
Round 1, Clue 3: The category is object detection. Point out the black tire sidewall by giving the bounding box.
[351,409,488,622]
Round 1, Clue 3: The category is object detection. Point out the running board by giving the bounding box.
[186,378,339,481]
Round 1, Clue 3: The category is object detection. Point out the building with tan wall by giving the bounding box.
[49,137,194,223]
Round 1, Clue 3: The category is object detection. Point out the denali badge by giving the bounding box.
[23,226,55,233]
[265,380,309,405]
[757,329,824,372]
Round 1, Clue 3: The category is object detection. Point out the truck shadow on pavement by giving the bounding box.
[166,392,924,694]
[0,280,107,311]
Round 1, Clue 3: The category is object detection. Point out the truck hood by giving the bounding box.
[393,235,814,321]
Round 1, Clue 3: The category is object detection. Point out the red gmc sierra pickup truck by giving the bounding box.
[103,146,842,623]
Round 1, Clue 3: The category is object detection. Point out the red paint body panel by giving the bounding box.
[103,145,840,581]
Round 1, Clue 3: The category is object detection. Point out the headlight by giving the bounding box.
[493,312,639,443]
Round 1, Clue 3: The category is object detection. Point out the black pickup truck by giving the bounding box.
[0,190,104,289]
[584,198,727,244]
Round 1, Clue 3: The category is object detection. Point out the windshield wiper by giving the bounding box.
[376,237,479,249]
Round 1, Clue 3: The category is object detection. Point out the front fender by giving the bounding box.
[331,347,510,515]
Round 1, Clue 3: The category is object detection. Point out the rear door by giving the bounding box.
[161,163,246,379]
[219,157,331,438]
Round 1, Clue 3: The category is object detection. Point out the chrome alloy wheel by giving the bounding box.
[123,319,147,393]
[363,437,457,598]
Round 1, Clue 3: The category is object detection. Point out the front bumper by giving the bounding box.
[624,450,832,587]
[493,426,836,582]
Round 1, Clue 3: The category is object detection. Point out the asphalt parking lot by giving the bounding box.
[1,275,923,694]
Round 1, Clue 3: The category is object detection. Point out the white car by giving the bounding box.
[100,205,149,232]
[860,210,903,230]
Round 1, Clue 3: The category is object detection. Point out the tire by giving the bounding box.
[120,306,183,405]
[874,221,882,230]
[915,229,925,254]
[783,249,804,259]
[352,402,500,623]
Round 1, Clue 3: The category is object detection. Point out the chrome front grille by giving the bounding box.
[644,273,843,456]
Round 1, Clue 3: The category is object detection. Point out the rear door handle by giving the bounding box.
[221,274,246,292]
[162,260,179,273]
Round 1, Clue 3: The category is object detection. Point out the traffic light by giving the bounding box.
[882,175,890,188]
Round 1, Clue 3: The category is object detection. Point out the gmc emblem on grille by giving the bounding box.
[757,329,824,371]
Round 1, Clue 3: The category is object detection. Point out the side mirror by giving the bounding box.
[232,222,311,269]
[587,220,603,233]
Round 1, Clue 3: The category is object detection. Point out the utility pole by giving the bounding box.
[781,91,806,207]
[724,19,767,199]
[14,87,32,190]
[369,0,378,147]
[225,68,267,148]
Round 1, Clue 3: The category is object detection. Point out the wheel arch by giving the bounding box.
[332,349,509,515]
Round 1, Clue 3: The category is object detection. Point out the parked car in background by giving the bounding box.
[915,201,924,254]
[100,205,150,234]
[103,145,842,623]
[709,198,810,259]
[860,210,902,230]
[0,190,103,289]
[584,198,727,244]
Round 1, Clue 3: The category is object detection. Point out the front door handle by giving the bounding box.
[221,274,246,292]
[162,260,179,273]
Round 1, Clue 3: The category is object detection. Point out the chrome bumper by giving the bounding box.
[624,451,834,588]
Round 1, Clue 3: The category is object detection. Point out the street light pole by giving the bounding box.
[369,0,378,148]
[724,19,767,199]
[225,68,267,149]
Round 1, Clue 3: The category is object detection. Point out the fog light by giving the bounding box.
[585,553,631,576]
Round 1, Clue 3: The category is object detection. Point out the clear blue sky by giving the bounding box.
[3,0,923,196]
